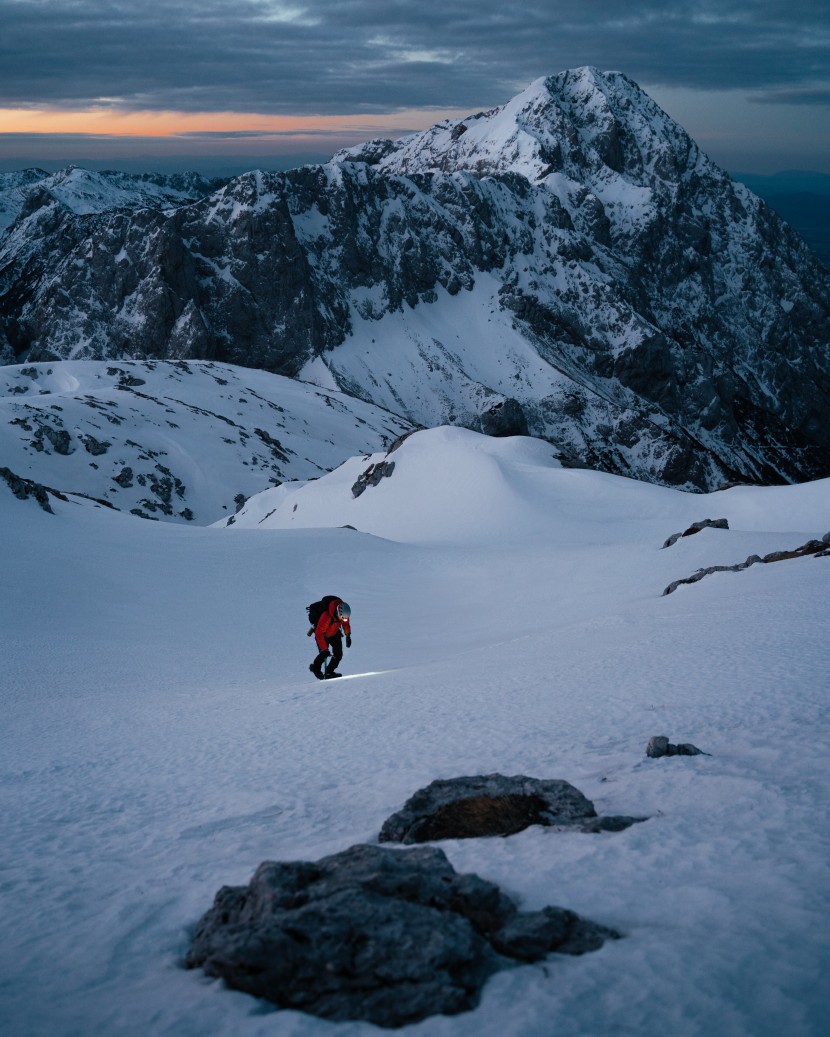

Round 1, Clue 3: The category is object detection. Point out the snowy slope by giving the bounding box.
[0,359,412,523]
[298,273,575,432]
[225,425,830,547]
[2,427,829,1037]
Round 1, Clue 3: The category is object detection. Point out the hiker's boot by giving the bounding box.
[311,650,329,680]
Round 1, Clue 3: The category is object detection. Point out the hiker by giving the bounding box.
[308,596,352,679]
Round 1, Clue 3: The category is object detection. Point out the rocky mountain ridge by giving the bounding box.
[0,166,225,232]
[1,67,829,490]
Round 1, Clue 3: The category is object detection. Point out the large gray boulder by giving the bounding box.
[186,843,619,1027]
[378,774,647,843]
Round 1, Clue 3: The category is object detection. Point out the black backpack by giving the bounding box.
[307,595,339,629]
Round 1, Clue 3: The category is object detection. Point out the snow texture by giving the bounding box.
[0,359,411,523]
[2,421,829,1036]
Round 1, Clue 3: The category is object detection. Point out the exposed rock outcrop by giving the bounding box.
[0,466,58,512]
[646,735,708,758]
[378,774,647,843]
[351,459,396,498]
[477,397,529,438]
[663,533,830,594]
[662,518,729,548]
[185,843,619,1027]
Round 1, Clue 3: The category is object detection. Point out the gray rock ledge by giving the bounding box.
[663,532,830,595]
[662,517,729,548]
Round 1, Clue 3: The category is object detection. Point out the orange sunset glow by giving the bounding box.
[0,106,468,138]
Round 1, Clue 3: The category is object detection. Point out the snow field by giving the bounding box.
[1,428,829,1036]
[0,360,411,524]
[298,275,573,434]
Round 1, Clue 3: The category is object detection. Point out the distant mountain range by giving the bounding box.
[0,166,225,233]
[1,67,829,492]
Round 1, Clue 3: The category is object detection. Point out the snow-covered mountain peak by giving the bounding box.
[2,69,828,492]
[38,166,145,216]
[336,66,706,193]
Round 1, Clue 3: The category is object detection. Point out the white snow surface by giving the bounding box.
[2,426,829,1036]
[298,274,574,433]
[0,359,411,523]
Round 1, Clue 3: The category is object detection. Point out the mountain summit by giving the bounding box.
[2,68,829,489]
[338,67,701,187]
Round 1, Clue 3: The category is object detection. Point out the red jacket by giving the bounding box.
[315,598,351,651]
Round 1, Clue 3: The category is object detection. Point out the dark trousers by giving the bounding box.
[313,632,343,677]
[326,633,343,672]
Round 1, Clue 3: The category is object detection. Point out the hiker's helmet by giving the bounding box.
[336,601,351,620]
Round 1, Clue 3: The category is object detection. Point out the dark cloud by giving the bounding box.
[752,88,830,106]
[1,0,828,115]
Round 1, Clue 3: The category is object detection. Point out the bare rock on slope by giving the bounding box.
[186,843,619,1027]
[378,773,647,843]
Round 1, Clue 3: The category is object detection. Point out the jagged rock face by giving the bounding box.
[2,68,829,490]
[0,170,48,234]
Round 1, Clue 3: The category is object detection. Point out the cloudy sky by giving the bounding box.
[1,0,828,175]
